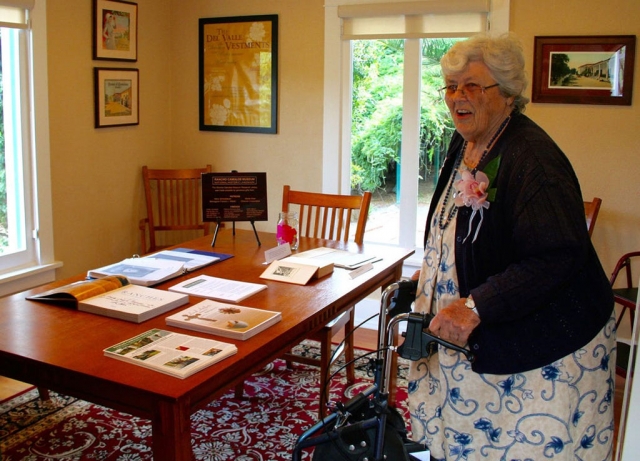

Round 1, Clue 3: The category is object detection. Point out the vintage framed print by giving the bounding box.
[93,0,138,61]
[532,35,636,105]
[94,68,139,128]
[199,15,278,134]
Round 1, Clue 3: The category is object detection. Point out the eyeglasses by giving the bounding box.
[439,82,500,98]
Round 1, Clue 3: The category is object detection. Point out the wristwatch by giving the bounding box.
[465,295,479,317]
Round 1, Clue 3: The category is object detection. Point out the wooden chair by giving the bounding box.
[139,165,212,254]
[236,185,372,417]
[584,197,602,237]
[610,251,640,377]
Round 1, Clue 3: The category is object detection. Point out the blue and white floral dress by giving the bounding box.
[407,183,617,461]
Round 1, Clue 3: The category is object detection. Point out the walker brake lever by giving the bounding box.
[397,312,475,362]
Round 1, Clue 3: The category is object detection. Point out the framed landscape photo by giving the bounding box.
[93,0,138,61]
[199,15,278,134]
[532,35,636,105]
[94,68,139,128]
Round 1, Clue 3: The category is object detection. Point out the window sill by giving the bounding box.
[0,261,63,297]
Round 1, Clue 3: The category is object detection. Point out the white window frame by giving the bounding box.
[322,0,509,270]
[0,0,60,296]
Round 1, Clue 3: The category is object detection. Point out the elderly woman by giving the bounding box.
[408,34,615,460]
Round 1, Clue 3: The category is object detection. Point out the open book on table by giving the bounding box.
[104,328,237,379]
[26,275,189,323]
[87,249,231,287]
[166,299,281,340]
[87,257,186,286]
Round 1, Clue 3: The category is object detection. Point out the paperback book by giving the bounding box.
[166,299,282,340]
[78,284,189,323]
[104,329,237,379]
[27,275,130,306]
[27,276,189,323]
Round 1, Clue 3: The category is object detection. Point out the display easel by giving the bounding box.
[201,171,267,248]
[211,219,261,247]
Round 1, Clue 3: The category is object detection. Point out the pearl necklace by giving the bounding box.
[437,112,513,231]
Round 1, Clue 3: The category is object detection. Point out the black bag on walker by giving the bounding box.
[311,403,410,460]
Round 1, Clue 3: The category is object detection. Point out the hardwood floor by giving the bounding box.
[0,327,627,458]
[0,376,31,401]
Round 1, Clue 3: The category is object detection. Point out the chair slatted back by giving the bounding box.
[141,165,212,253]
[282,185,372,245]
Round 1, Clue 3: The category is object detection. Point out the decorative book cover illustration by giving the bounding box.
[166,299,281,340]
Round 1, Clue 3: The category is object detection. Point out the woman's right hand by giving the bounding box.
[428,298,481,347]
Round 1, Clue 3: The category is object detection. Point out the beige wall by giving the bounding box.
[168,1,325,230]
[46,0,639,283]
[46,0,324,279]
[512,0,640,279]
[47,0,174,278]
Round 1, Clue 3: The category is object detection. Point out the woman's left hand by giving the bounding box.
[428,298,481,346]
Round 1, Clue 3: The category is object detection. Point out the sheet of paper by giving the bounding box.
[168,275,267,303]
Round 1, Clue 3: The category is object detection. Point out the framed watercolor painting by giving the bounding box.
[532,35,635,106]
[94,68,139,128]
[199,15,278,134]
[93,0,138,61]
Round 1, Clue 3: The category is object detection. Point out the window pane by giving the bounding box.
[350,38,458,247]
[0,27,30,263]
[351,39,404,245]
[415,38,460,247]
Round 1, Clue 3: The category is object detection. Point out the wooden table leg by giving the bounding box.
[152,399,194,461]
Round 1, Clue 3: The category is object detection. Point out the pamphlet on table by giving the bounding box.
[104,328,237,379]
[166,299,281,340]
[27,276,189,323]
[294,247,379,269]
[168,275,267,303]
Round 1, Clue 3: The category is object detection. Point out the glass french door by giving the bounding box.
[349,38,455,250]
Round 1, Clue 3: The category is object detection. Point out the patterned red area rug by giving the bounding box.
[0,342,409,460]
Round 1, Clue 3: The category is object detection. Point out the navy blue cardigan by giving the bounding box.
[425,112,614,374]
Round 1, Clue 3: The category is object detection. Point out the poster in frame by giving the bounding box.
[199,15,278,134]
[532,35,635,106]
[93,0,138,61]
[94,68,139,128]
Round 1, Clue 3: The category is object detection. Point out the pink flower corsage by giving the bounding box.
[454,170,491,243]
[454,170,491,211]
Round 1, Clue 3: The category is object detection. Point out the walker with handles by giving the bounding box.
[292,279,475,461]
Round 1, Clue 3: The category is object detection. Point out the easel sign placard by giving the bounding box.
[202,172,267,246]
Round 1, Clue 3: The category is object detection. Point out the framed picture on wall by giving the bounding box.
[199,15,278,134]
[94,68,139,128]
[532,35,636,106]
[93,0,138,61]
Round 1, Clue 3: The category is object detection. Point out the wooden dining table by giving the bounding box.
[0,228,414,460]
